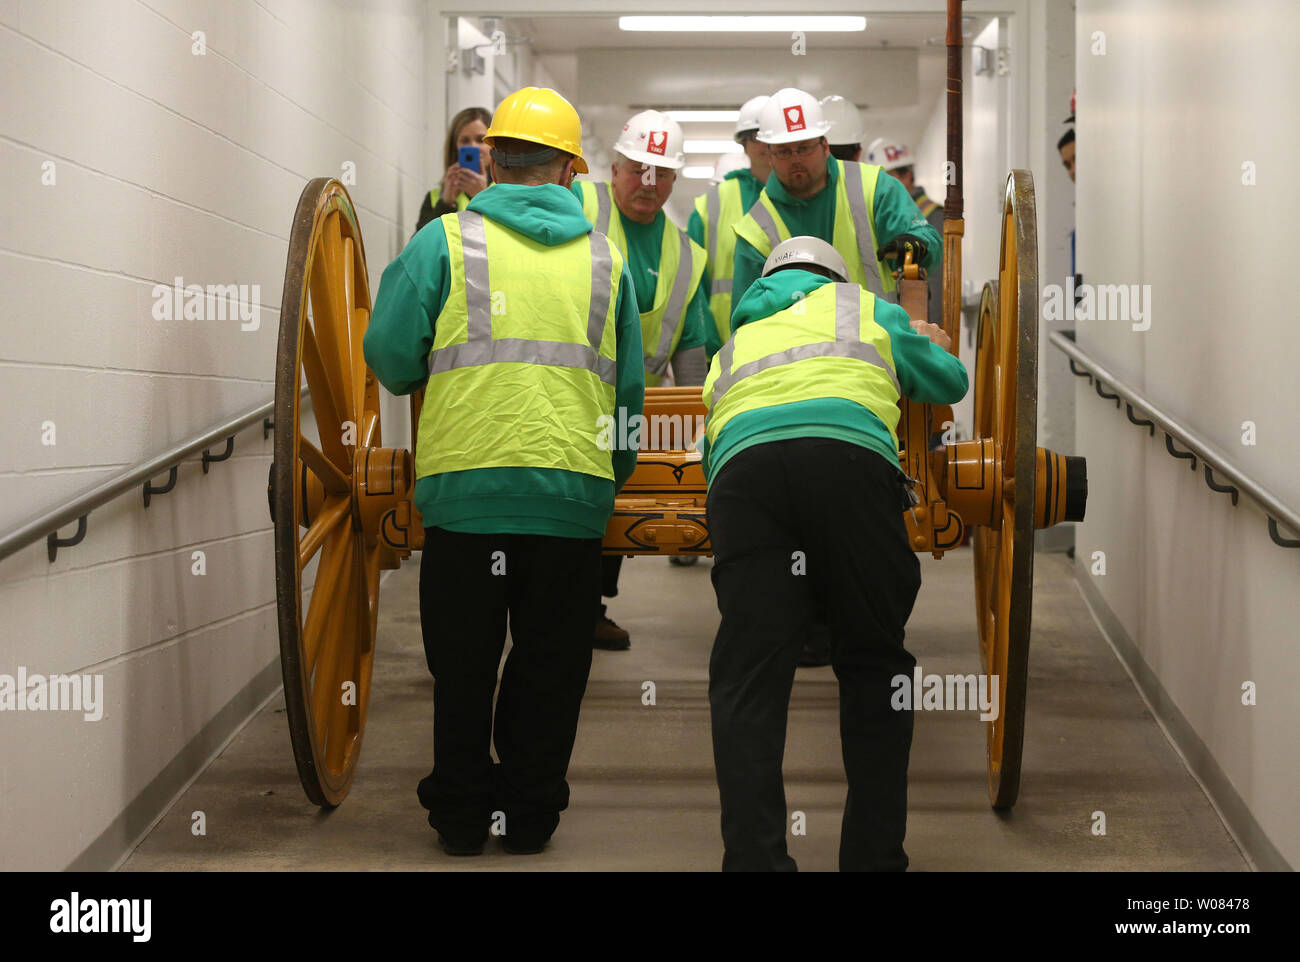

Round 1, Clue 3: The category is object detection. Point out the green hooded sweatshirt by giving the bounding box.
[363,183,645,538]
[700,269,969,485]
[730,156,943,321]
[687,167,768,358]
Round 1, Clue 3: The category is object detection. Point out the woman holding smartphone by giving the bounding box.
[415,106,492,233]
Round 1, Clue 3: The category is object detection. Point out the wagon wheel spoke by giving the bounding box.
[341,236,367,426]
[359,409,379,451]
[303,527,355,676]
[302,320,349,470]
[311,539,356,740]
[297,495,350,568]
[323,536,364,771]
[308,211,354,429]
[300,436,350,495]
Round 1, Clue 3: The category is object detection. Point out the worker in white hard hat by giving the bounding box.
[820,95,865,163]
[687,95,774,357]
[572,109,712,647]
[865,138,944,327]
[701,235,968,872]
[730,88,942,323]
[709,152,750,185]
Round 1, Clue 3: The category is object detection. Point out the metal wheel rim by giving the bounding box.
[272,178,380,807]
[971,170,1038,810]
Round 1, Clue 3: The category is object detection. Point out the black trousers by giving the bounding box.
[707,438,921,871]
[601,554,622,599]
[417,527,601,846]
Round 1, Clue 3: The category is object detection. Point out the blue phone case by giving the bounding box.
[458,145,481,173]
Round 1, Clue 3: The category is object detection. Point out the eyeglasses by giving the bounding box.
[769,141,823,161]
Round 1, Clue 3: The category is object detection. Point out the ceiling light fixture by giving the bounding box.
[619,16,866,33]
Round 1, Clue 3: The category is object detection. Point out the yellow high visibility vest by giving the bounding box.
[577,180,707,386]
[417,210,624,481]
[704,281,901,451]
[733,159,895,298]
[693,178,746,344]
[429,186,471,212]
[915,193,941,219]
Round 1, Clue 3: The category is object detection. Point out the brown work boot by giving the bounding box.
[594,606,630,650]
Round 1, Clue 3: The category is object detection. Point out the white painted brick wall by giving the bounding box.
[0,0,426,870]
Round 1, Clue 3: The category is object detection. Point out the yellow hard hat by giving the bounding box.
[484,86,588,173]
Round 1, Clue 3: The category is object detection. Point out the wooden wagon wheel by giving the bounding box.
[271,178,382,807]
[971,170,1039,810]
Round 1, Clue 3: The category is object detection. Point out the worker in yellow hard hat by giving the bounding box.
[363,86,645,858]
[572,109,714,647]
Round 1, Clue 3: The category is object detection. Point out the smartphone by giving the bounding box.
[458,145,481,174]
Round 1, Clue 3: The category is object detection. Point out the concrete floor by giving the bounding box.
[122,548,1247,872]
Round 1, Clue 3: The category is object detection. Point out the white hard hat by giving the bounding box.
[734,95,771,142]
[819,95,864,147]
[613,109,685,170]
[761,235,850,284]
[865,137,912,171]
[755,88,831,145]
[711,152,751,184]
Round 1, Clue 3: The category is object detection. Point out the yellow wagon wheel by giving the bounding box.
[971,170,1039,810]
[271,178,382,807]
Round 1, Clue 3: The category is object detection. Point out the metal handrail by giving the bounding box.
[1051,330,1300,549]
[0,395,290,564]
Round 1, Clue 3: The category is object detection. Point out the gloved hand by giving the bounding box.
[876,233,929,266]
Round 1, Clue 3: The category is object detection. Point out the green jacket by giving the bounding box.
[363,183,645,537]
[687,168,767,357]
[730,157,942,319]
[701,270,968,485]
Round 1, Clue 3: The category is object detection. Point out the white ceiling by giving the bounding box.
[480,11,990,220]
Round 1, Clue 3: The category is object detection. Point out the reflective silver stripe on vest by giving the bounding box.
[460,209,493,340]
[748,200,782,252]
[586,231,614,354]
[712,283,899,405]
[645,230,694,377]
[594,182,612,235]
[427,211,617,385]
[704,185,721,270]
[711,278,732,295]
[840,161,885,298]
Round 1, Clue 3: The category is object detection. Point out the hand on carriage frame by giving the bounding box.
[876,233,930,269]
[910,318,952,352]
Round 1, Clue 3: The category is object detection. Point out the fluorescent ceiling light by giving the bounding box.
[682,166,715,179]
[619,17,866,33]
[665,110,741,123]
[684,139,743,154]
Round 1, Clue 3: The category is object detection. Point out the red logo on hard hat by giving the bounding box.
[647,131,667,156]
[885,145,906,162]
[783,105,806,132]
